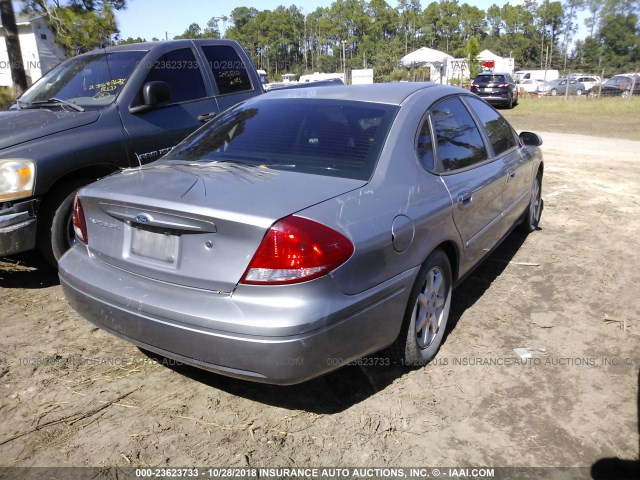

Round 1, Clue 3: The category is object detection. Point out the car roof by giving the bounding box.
[261,82,465,106]
[476,72,510,75]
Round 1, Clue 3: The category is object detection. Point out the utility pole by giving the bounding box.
[342,40,346,83]
[0,0,28,97]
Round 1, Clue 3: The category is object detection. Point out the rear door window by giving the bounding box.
[201,46,253,95]
[465,97,517,156]
[430,97,488,172]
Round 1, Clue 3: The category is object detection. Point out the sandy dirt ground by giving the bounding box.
[0,132,638,475]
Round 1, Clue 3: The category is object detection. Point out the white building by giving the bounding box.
[0,14,66,88]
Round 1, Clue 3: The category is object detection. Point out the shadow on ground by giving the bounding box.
[143,231,530,413]
[0,251,59,289]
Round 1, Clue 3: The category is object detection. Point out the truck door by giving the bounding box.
[119,46,219,165]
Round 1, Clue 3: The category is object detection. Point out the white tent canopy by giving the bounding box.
[477,49,502,61]
[399,47,453,68]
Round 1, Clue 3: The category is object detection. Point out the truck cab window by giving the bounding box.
[201,46,253,95]
[143,48,207,104]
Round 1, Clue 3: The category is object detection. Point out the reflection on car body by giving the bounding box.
[59,83,544,385]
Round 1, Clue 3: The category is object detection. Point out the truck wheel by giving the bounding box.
[391,249,452,367]
[38,179,90,267]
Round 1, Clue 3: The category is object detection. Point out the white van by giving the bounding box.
[514,69,559,83]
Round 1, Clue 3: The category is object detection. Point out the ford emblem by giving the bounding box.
[136,214,152,224]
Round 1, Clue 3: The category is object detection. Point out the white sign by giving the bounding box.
[351,69,374,84]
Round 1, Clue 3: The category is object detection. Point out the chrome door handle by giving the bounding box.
[457,191,472,209]
[197,112,217,122]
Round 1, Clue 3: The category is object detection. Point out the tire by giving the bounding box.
[507,95,514,109]
[514,91,519,106]
[518,171,543,233]
[622,90,630,99]
[392,249,452,366]
[550,88,557,96]
[576,89,583,96]
[38,179,90,267]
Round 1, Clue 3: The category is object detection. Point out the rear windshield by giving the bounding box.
[474,75,507,83]
[165,99,398,180]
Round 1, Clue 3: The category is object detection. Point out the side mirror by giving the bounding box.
[143,81,171,106]
[519,131,543,147]
[129,81,171,114]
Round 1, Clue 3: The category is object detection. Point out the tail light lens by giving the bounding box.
[499,83,509,88]
[471,83,479,88]
[241,216,354,285]
[72,194,88,244]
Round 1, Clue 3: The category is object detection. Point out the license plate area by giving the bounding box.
[130,226,179,264]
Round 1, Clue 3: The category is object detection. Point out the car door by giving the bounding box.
[464,96,532,234]
[430,97,504,272]
[119,45,220,165]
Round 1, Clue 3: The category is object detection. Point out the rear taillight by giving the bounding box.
[499,83,509,88]
[471,83,479,88]
[241,216,354,285]
[72,195,88,244]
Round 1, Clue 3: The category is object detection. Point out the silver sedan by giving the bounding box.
[59,83,544,384]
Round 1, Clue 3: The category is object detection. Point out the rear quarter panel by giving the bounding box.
[300,89,463,296]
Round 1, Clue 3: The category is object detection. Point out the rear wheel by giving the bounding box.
[392,249,452,366]
[576,89,583,96]
[622,90,631,99]
[550,88,557,96]
[518,171,543,233]
[38,179,90,267]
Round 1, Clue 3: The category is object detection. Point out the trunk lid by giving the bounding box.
[80,161,365,292]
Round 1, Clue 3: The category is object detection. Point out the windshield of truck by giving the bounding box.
[18,50,147,109]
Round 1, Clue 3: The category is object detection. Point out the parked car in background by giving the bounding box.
[519,79,544,94]
[591,74,640,98]
[536,78,587,96]
[570,74,601,92]
[470,72,519,108]
[60,83,544,385]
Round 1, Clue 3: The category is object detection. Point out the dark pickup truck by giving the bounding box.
[0,39,264,265]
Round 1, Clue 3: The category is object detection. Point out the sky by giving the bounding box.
[115,0,551,42]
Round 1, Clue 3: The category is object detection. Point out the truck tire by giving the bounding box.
[38,179,90,267]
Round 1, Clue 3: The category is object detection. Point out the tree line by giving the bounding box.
[153,0,640,81]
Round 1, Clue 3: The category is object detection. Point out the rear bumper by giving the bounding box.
[473,92,512,105]
[59,246,416,385]
[0,199,38,257]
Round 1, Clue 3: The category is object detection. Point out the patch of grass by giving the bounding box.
[0,87,15,109]
[502,96,640,141]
